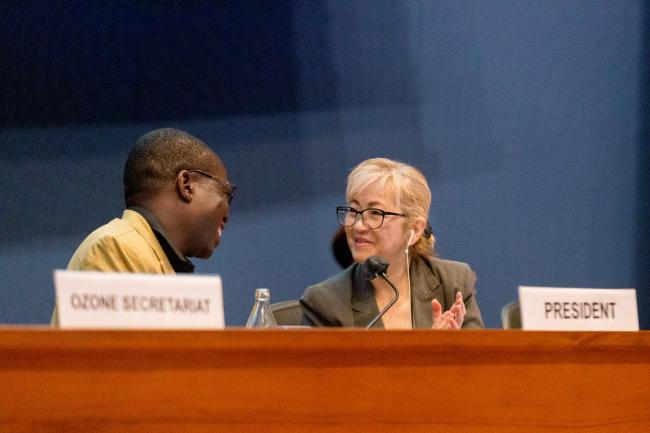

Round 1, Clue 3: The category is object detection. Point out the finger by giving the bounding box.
[442,312,458,330]
[456,291,467,315]
[455,309,465,328]
[431,299,443,322]
[433,313,453,330]
[449,304,464,329]
[432,308,452,329]
[449,304,461,326]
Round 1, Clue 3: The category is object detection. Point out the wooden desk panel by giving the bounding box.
[1,328,649,432]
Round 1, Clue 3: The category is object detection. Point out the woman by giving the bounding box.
[300,158,483,329]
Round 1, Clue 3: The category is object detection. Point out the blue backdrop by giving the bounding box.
[1,1,648,328]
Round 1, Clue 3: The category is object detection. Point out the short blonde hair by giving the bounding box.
[346,158,435,258]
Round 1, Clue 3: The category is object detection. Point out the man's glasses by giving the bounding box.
[188,169,237,204]
[336,206,406,229]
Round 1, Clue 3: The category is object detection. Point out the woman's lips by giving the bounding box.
[353,236,372,246]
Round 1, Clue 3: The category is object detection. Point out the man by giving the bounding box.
[52,128,234,322]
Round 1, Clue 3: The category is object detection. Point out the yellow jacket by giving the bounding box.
[67,209,175,274]
[52,210,174,325]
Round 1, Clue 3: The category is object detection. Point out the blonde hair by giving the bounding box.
[346,158,435,258]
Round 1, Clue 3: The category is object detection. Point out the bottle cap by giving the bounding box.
[255,288,270,301]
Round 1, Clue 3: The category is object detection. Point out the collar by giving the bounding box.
[128,207,195,273]
[409,255,443,327]
[350,255,443,328]
[350,264,379,327]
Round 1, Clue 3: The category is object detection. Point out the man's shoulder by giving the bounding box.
[82,210,154,243]
[67,211,158,271]
[94,217,136,237]
[80,216,142,248]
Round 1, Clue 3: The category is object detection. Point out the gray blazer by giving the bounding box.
[300,256,483,328]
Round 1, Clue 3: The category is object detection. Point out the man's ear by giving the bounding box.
[176,170,193,202]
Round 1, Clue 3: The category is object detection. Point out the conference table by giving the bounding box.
[1,327,649,432]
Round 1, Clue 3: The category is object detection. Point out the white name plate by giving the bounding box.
[54,270,225,329]
[518,286,638,331]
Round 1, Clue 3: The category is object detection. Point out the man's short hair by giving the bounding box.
[123,128,216,207]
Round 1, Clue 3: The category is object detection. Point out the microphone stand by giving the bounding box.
[366,272,400,329]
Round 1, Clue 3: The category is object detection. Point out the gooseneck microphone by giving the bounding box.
[363,256,400,329]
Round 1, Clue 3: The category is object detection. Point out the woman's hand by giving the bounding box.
[431,291,466,329]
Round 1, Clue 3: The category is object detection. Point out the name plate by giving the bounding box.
[54,270,224,329]
[518,286,638,331]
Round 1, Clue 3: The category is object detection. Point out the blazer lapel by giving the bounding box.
[410,257,443,328]
[351,265,382,328]
[349,257,446,329]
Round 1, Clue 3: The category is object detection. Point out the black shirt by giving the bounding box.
[128,207,195,273]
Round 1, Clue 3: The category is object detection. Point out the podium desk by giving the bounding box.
[1,328,649,432]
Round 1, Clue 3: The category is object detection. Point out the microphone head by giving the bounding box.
[362,256,389,280]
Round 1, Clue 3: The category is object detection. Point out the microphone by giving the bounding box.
[362,256,400,329]
[362,256,389,280]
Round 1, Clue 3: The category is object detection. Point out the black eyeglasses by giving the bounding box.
[188,169,237,204]
[336,206,406,229]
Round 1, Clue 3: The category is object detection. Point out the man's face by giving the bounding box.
[185,163,232,259]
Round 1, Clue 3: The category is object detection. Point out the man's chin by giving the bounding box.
[195,247,215,260]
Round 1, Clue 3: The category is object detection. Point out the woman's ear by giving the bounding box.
[410,218,427,245]
[176,170,193,202]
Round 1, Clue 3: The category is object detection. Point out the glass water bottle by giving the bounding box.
[245,288,277,328]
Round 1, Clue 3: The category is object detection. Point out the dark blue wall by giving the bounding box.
[1,1,647,328]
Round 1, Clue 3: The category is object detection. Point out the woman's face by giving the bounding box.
[345,183,410,268]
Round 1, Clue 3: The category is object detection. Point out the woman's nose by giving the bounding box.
[353,214,367,230]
